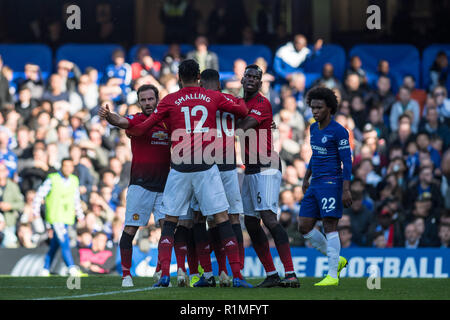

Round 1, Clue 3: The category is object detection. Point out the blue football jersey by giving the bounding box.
[308,119,352,185]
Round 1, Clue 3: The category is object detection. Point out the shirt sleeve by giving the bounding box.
[33,178,52,218]
[126,100,169,136]
[336,127,352,181]
[216,94,248,119]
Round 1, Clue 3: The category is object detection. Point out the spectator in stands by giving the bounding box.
[186,36,219,72]
[431,85,450,125]
[345,56,369,89]
[281,164,302,189]
[131,46,161,81]
[0,55,12,109]
[79,231,115,274]
[406,194,440,246]
[374,60,397,92]
[108,156,127,190]
[368,204,403,248]
[437,223,450,248]
[403,223,425,248]
[312,63,344,93]
[429,51,449,91]
[364,75,396,119]
[0,162,25,248]
[206,0,229,43]
[418,106,450,149]
[338,226,358,248]
[77,227,93,248]
[273,34,322,81]
[273,95,305,141]
[14,126,33,168]
[15,87,37,124]
[223,58,246,96]
[69,144,94,203]
[441,150,450,210]
[389,114,414,148]
[343,190,372,246]
[105,48,132,95]
[42,74,70,103]
[288,72,310,118]
[16,223,36,248]
[260,72,280,113]
[390,86,420,134]
[402,74,427,115]
[405,164,442,210]
[98,169,122,211]
[350,95,367,132]
[56,60,81,93]
[78,128,109,169]
[0,128,17,179]
[415,132,441,169]
[17,64,44,102]
[74,74,99,112]
[0,213,5,247]
[367,106,389,142]
[343,73,367,101]
[161,43,185,76]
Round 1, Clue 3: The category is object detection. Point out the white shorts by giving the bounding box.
[241,169,282,218]
[190,169,243,215]
[125,184,164,227]
[160,165,229,217]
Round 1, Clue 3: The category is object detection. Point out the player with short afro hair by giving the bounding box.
[306,86,338,115]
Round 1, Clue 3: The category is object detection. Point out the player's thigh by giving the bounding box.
[246,169,282,216]
[317,186,343,219]
[192,165,229,217]
[124,185,158,227]
[299,187,321,221]
[220,169,243,214]
[160,169,194,218]
[152,192,166,227]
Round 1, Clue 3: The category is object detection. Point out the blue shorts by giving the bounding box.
[299,183,343,219]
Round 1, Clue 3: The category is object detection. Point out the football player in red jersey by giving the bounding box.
[99,84,193,287]
[237,65,300,288]
[126,59,253,288]
[186,69,247,287]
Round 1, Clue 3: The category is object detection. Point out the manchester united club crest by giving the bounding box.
[133,214,140,221]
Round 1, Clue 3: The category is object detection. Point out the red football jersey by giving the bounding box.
[215,92,238,171]
[125,113,171,192]
[242,92,280,174]
[127,86,248,172]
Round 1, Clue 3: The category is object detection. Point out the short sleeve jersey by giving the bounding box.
[145,86,248,172]
[126,113,171,192]
[309,119,352,185]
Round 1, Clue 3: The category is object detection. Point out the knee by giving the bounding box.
[298,223,312,236]
[229,214,240,225]
[261,214,278,231]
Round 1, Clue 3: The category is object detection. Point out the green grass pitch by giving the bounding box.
[1,276,449,300]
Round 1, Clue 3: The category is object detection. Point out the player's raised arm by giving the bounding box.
[126,100,168,136]
[99,103,129,129]
[216,93,249,119]
[337,127,352,207]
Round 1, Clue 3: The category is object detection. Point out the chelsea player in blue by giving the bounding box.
[299,87,352,286]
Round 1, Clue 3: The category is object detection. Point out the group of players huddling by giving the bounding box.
[99,59,352,289]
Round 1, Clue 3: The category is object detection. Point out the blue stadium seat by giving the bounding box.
[209,44,272,74]
[349,44,420,92]
[422,44,450,91]
[303,44,346,81]
[0,44,52,81]
[56,44,125,81]
[128,44,194,64]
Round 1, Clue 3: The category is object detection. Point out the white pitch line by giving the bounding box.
[32,286,162,300]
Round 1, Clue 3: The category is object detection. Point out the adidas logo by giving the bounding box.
[225,241,235,247]
[161,239,172,244]
[180,246,187,251]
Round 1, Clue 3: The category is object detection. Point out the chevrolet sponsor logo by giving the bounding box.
[152,131,168,141]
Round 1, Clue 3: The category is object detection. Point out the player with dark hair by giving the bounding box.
[186,68,249,287]
[127,59,250,288]
[98,84,173,287]
[299,86,352,286]
[237,64,300,288]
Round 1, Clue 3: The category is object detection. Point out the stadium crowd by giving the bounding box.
[0,33,449,271]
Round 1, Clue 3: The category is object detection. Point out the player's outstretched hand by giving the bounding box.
[342,189,352,208]
[98,103,111,120]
